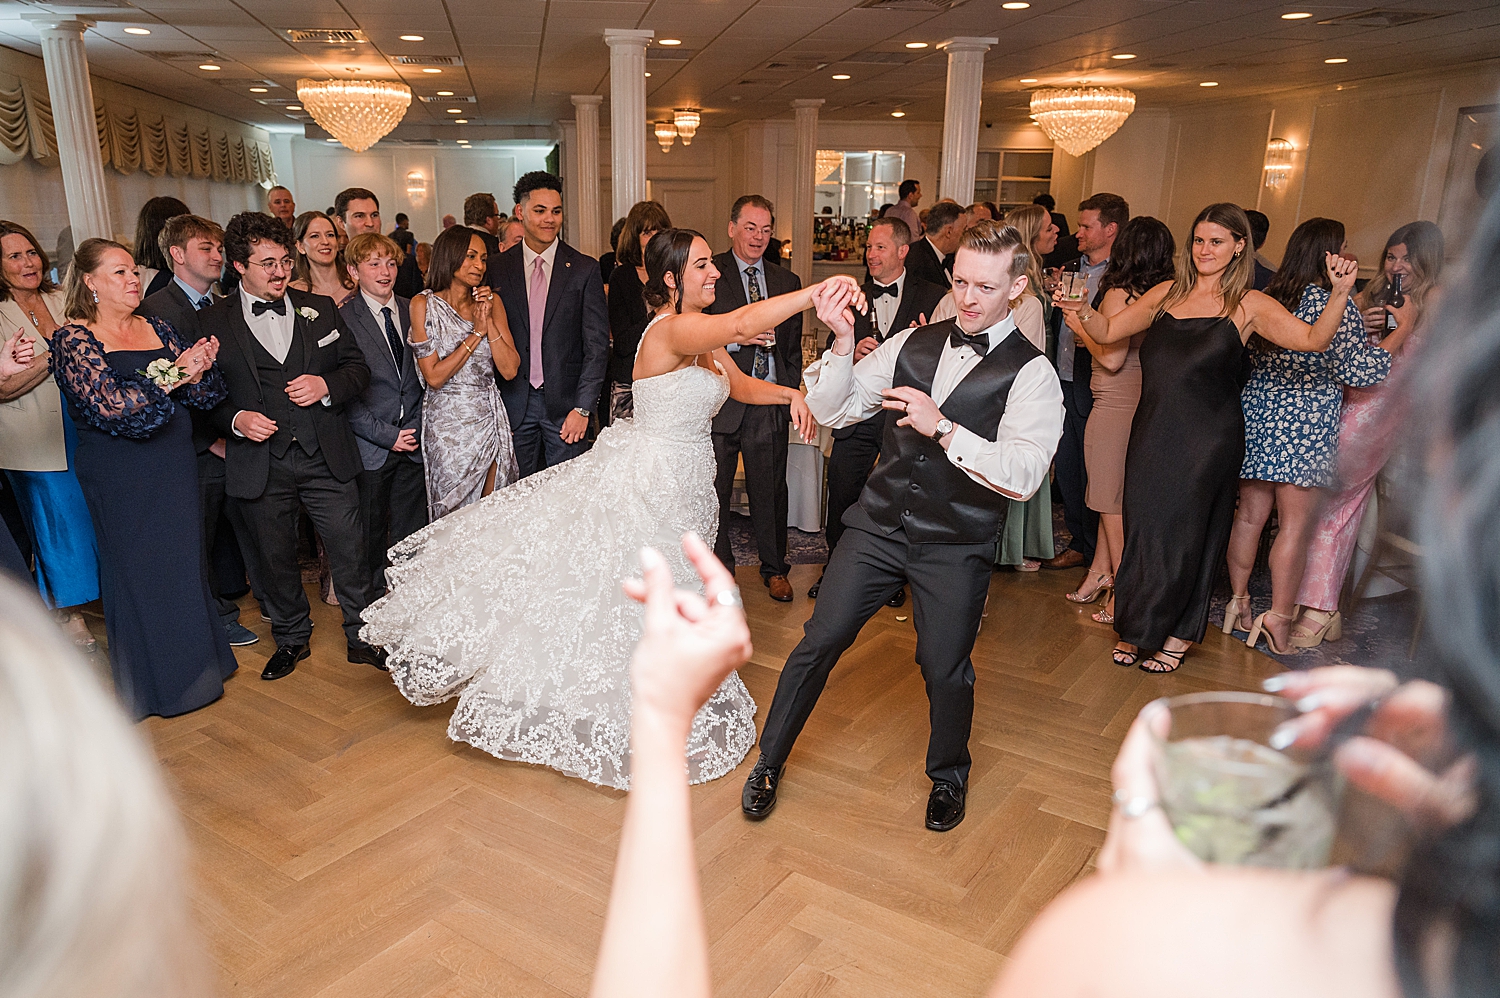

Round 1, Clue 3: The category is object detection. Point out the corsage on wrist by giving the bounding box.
[140,358,186,389]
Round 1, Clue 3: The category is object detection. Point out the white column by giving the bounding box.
[790,99,823,290]
[603,29,653,222]
[936,36,997,206]
[570,95,604,257]
[24,16,112,242]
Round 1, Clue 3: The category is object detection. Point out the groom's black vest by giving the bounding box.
[858,321,1042,544]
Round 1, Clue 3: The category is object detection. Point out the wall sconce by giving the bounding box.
[1263,137,1295,190]
[673,108,700,146]
[405,169,428,201]
[655,119,677,152]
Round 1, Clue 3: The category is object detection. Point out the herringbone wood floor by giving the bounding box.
[142,564,1280,998]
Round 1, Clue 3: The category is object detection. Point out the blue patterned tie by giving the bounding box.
[381,306,403,374]
[747,266,770,380]
[196,294,212,311]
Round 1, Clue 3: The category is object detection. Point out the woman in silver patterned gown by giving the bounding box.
[362,229,850,789]
[409,226,521,520]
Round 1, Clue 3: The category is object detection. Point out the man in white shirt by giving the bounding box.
[743,220,1064,833]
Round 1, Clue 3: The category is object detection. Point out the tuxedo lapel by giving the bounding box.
[225,297,259,378]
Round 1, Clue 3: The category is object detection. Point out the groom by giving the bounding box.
[742,221,1064,831]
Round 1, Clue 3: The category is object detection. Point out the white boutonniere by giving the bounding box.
[139,357,184,389]
[296,306,319,322]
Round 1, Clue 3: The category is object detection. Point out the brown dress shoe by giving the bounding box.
[766,575,793,602]
[1041,549,1087,570]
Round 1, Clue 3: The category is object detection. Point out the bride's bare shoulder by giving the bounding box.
[988,870,1398,998]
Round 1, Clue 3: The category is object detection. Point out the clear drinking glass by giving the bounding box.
[1063,272,1088,301]
[1150,692,1342,869]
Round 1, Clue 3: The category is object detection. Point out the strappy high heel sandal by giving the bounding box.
[1066,570,1113,605]
[1140,648,1186,674]
[1290,609,1342,648]
[1246,610,1299,656]
[1092,594,1115,625]
[1111,642,1139,667]
[1221,593,1252,635]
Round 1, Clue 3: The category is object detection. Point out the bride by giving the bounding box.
[361,228,863,788]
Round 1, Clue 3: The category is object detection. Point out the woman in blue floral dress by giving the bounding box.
[1222,218,1414,653]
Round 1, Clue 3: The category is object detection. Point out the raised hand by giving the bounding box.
[1,334,35,378]
[817,273,867,315]
[472,284,494,325]
[814,279,858,352]
[881,385,944,438]
[1325,252,1358,296]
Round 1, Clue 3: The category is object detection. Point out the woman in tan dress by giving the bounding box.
[1065,216,1176,624]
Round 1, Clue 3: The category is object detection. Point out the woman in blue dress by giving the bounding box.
[1221,218,1414,654]
[48,238,237,719]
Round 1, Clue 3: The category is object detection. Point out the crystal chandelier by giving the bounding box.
[1263,138,1295,189]
[1029,87,1136,157]
[673,108,700,146]
[655,120,678,152]
[296,78,412,153]
[815,149,843,181]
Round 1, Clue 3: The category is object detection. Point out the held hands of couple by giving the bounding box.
[622,531,752,739]
[391,428,419,453]
[812,276,868,355]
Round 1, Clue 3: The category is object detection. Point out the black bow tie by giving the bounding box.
[251,297,286,316]
[949,328,989,357]
[871,282,899,301]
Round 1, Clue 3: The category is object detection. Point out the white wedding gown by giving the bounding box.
[360,317,757,789]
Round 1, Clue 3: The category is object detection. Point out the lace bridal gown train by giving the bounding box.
[361,318,756,788]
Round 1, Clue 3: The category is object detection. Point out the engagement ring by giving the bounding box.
[714,587,743,609]
[1111,789,1159,819]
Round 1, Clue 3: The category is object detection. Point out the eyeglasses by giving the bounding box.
[246,257,293,274]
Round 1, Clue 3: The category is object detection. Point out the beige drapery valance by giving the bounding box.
[0,77,274,185]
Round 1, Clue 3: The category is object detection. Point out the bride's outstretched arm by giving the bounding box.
[660,275,866,358]
[717,348,816,442]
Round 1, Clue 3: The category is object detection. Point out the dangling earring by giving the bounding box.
[91,288,98,303]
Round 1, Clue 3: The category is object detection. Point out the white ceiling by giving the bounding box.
[0,0,1497,137]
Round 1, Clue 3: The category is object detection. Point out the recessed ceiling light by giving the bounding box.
[436,90,453,96]
[1111,53,1137,60]
[454,118,468,123]
[832,73,850,80]
[422,67,442,74]
[1020,78,1038,83]
[325,138,338,142]
[249,86,268,93]
[124,27,151,35]
[891,110,906,117]
[644,72,651,77]
[446,107,463,113]
[1324,57,1348,64]
[286,104,302,110]
[658,38,681,46]
[199,64,221,71]
[905,41,929,49]
[399,34,424,41]
[1281,11,1313,19]
[1200,81,1219,87]
[1002,2,1030,7]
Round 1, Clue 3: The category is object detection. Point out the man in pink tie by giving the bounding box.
[489,171,609,476]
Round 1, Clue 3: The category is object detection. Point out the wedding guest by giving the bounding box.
[441,213,457,230]
[339,233,426,591]
[1247,209,1276,291]
[1224,218,1410,653]
[48,238,237,718]
[391,212,416,255]
[599,215,628,286]
[1043,192,1127,572]
[1036,192,1079,270]
[288,210,355,305]
[415,241,432,277]
[905,200,964,288]
[463,192,503,256]
[706,194,803,602]
[131,196,190,299]
[335,187,424,298]
[497,217,523,253]
[607,200,671,420]
[887,178,921,239]
[1291,221,1442,648]
[1058,203,1357,673]
[0,220,101,652]
[0,336,36,580]
[137,214,262,647]
[200,211,383,679]
[1064,216,1176,627]
[488,170,609,477]
[412,224,520,519]
[267,185,296,229]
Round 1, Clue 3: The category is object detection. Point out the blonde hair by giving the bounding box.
[62,238,131,323]
[1359,220,1445,315]
[956,220,1030,285]
[1158,202,1256,319]
[1000,204,1050,304]
[0,578,207,997]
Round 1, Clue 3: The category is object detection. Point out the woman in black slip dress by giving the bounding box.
[1054,203,1359,674]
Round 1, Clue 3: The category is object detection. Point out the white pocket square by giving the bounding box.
[317,330,339,347]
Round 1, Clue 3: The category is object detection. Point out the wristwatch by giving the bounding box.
[573,407,590,418]
[930,418,954,442]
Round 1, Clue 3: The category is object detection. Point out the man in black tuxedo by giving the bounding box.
[489,170,609,476]
[706,195,803,603]
[338,232,427,593]
[336,187,425,300]
[203,212,383,680]
[810,215,945,600]
[464,192,503,258]
[903,200,965,289]
[137,213,261,649]
[743,221,1064,832]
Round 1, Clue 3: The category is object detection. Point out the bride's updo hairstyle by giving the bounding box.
[642,228,706,313]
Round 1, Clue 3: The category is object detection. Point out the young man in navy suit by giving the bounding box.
[488,171,609,476]
[339,232,426,594]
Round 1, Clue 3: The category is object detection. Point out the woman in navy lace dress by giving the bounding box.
[49,238,237,719]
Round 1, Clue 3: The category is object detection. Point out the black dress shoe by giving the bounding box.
[925,781,967,831]
[808,575,823,599]
[886,586,907,608]
[347,643,389,670]
[741,757,783,819]
[261,643,309,681]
